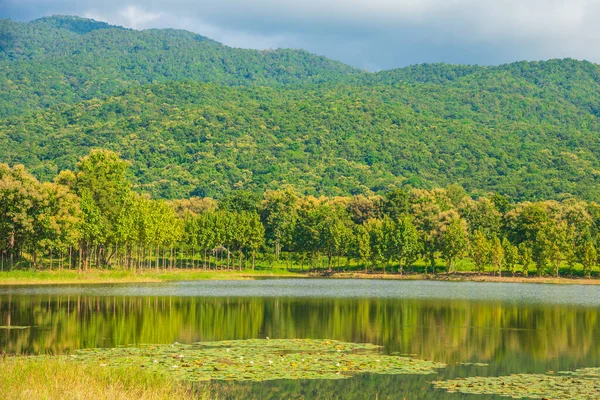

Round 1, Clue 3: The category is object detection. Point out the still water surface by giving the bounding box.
[1,279,599,399]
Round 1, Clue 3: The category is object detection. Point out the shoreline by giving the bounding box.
[0,269,598,286]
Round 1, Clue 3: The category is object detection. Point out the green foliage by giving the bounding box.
[433,368,600,399]
[69,339,445,382]
[437,212,469,273]
[0,17,359,116]
[2,152,600,279]
[3,18,600,200]
[471,230,490,274]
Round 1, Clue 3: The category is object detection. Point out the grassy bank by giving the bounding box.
[0,356,199,400]
[0,268,302,285]
[0,267,598,285]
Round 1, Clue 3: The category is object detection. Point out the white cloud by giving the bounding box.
[8,0,600,68]
[84,5,162,30]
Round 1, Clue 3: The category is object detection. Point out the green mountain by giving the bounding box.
[0,17,361,116]
[2,16,600,201]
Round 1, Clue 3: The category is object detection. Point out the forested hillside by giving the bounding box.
[2,81,600,200]
[0,16,361,116]
[2,16,600,201]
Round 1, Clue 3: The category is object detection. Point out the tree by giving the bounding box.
[75,149,131,267]
[382,189,409,221]
[438,213,468,274]
[460,197,501,239]
[411,189,451,274]
[261,189,298,258]
[581,240,596,279]
[532,229,550,277]
[354,225,372,273]
[0,164,40,269]
[543,221,568,278]
[388,214,420,274]
[364,219,385,273]
[503,237,518,276]
[490,236,505,277]
[246,212,265,270]
[471,230,490,275]
[445,184,468,207]
[221,190,261,213]
[518,242,532,277]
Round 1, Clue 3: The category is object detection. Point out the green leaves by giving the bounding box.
[69,339,445,382]
[433,368,600,399]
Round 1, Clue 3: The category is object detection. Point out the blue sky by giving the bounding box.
[3,0,600,71]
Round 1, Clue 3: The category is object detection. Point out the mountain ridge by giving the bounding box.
[2,15,600,201]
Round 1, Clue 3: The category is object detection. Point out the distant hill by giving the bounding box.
[2,80,600,201]
[0,16,361,116]
[2,16,600,201]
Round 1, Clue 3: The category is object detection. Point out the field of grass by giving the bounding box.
[0,254,598,285]
[0,356,201,400]
[0,263,597,285]
[0,267,303,285]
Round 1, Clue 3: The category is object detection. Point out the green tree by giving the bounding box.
[74,149,131,267]
[471,230,490,275]
[518,242,532,277]
[581,240,596,279]
[261,189,298,258]
[490,237,505,277]
[388,214,420,275]
[438,213,468,274]
[502,237,518,276]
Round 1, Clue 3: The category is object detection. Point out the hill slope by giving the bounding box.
[2,16,600,201]
[0,17,361,116]
[2,80,599,200]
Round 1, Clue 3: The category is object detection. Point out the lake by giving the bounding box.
[1,279,599,399]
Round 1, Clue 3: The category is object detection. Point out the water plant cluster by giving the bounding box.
[70,339,445,382]
[432,368,600,399]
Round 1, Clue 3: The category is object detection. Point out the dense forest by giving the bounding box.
[2,17,600,201]
[1,149,599,278]
[0,16,360,117]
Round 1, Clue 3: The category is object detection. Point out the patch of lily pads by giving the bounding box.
[432,368,600,399]
[70,339,446,382]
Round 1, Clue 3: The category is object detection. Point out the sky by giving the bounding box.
[3,0,600,71]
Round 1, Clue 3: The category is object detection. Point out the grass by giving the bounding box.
[0,356,199,400]
[0,256,598,285]
[0,268,302,285]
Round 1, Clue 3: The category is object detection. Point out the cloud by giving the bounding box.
[3,0,600,70]
[84,6,162,29]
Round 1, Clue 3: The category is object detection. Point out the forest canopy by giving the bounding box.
[1,150,599,279]
[2,16,600,201]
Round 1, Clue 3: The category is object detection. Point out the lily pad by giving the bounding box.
[0,326,30,330]
[70,339,446,382]
[432,368,600,399]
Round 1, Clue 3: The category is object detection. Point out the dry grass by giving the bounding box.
[0,268,301,286]
[0,356,199,400]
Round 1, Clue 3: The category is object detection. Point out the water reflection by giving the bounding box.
[1,281,599,399]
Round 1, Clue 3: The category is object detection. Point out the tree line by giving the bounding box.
[1,149,599,278]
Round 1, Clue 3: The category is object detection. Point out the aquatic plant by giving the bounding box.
[71,339,445,382]
[432,367,600,399]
